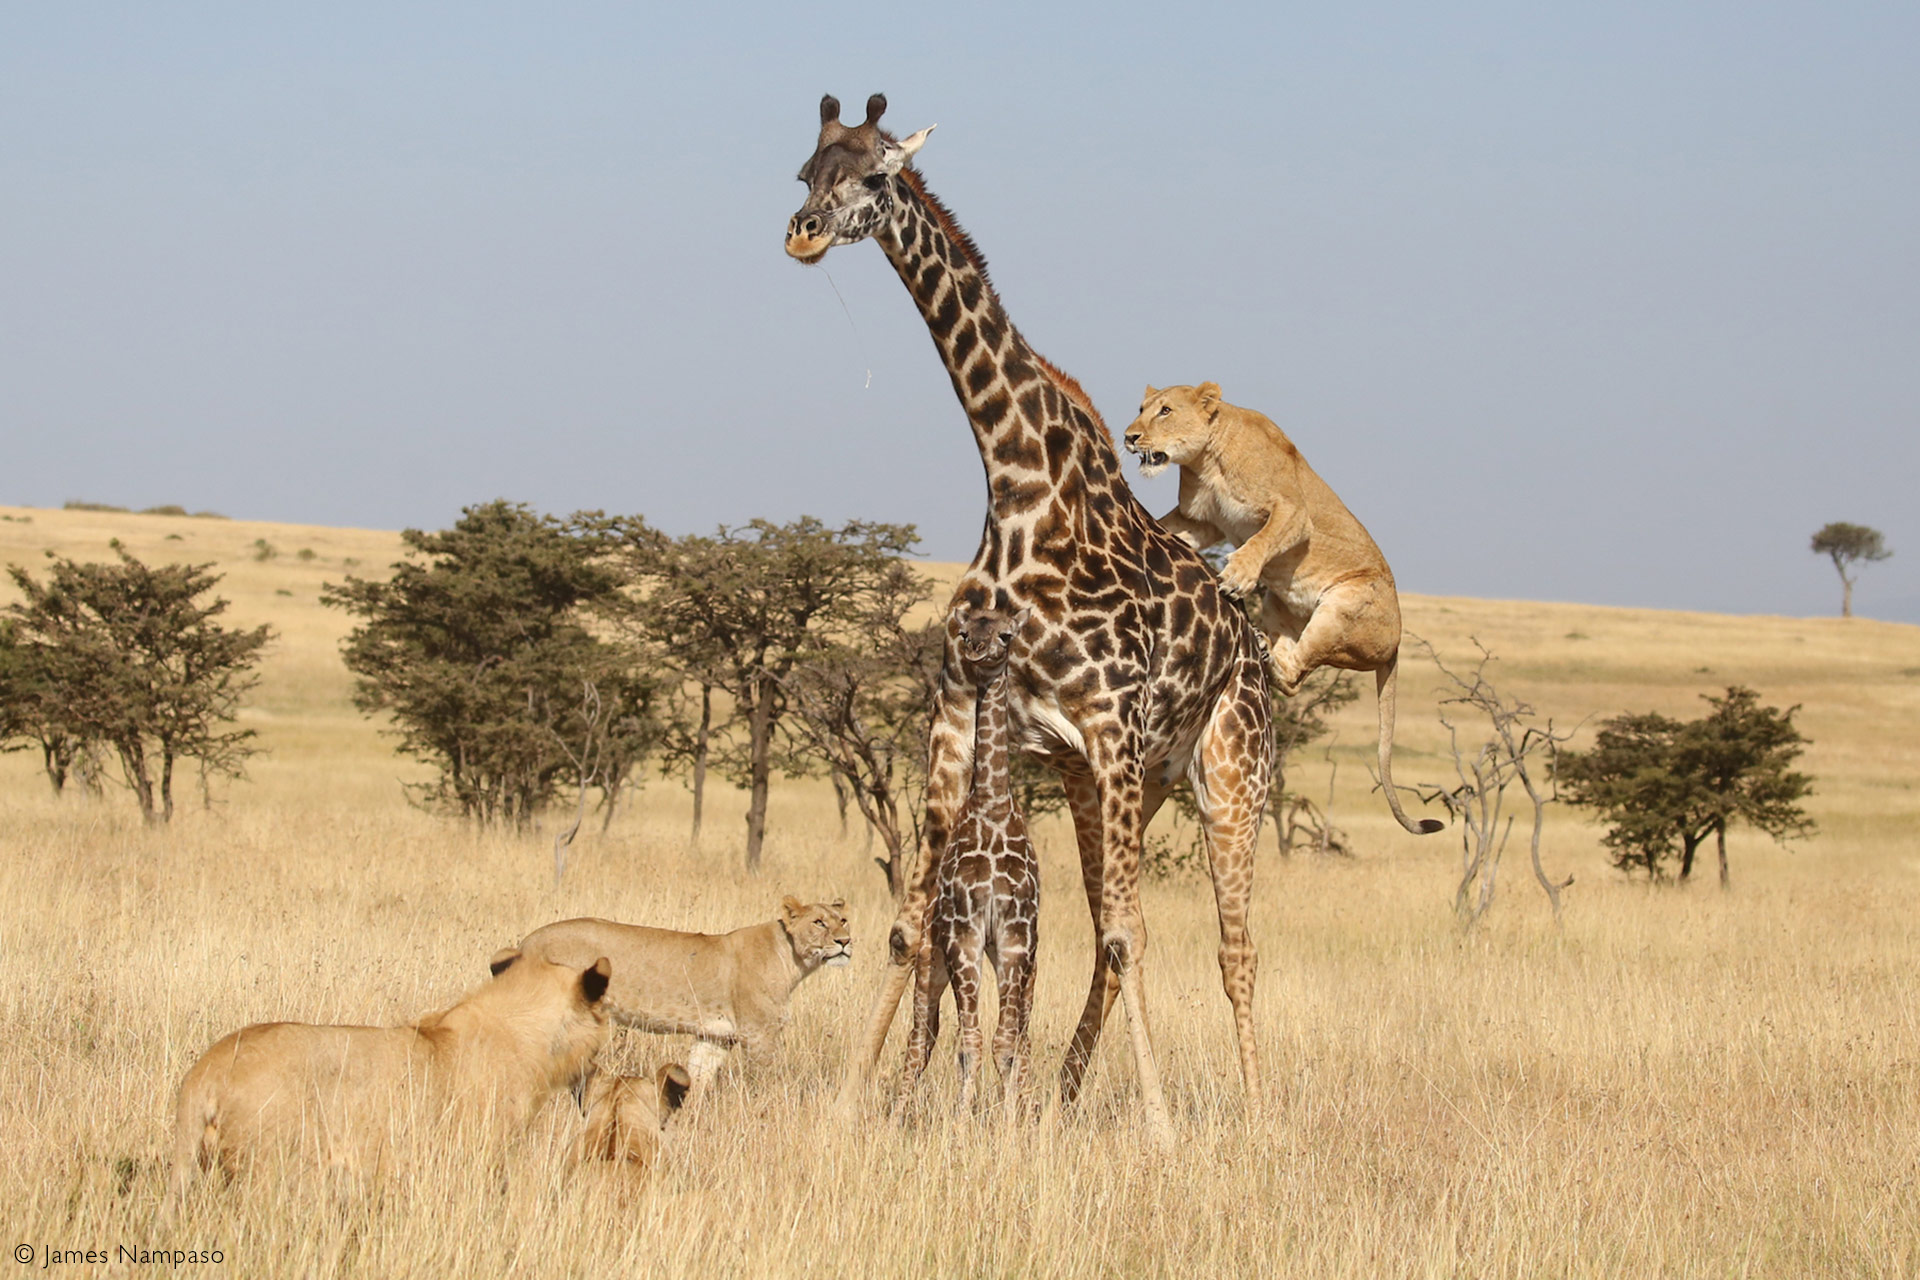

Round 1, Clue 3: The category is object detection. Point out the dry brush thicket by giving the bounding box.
[3,505,1918,1278]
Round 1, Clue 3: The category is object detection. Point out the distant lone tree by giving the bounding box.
[1559,686,1814,889]
[1810,522,1891,618]
[3,550,271,822]
[324,501,660,828]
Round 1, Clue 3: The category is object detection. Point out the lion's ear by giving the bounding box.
[1197,382,1221,409]
[581,957,612,1006]
[780,895,805,920]
[657,1062,693,1117]
[830,898,846,912]
[1142,384,1159,401]
[489,947,522,977]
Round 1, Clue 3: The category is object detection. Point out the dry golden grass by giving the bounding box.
[3,503,1917,1277]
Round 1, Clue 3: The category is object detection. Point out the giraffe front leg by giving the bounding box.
[992,931,1038,1121]
[1091,740,1175,1151]
[1058,771,1118,1107]
[949,918,986,1116]
[838,679,975,1107]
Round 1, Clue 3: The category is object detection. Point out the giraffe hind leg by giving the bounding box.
[1191,663,1272,1111]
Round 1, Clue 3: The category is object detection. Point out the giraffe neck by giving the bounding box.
[968,665,1013,822]
[875,173,1125,537]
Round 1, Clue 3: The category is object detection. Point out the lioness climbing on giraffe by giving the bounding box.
[1124,381,1442,836]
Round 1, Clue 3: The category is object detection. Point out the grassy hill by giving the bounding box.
[6,500,1914,864]
[3,502,1917,1278]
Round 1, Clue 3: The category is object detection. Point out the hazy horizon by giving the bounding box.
[6,3,1916,622]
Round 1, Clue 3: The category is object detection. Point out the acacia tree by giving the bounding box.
[324,501,659,828]
[4,551,270,822]
[0,618,87,792]
[1810,522,1891,618]
[775,567,943,897]
[1559,686,1814,889]
[616,516,920,873]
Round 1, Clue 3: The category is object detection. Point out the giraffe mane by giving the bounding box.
[1032,355,1114,445]
[899,166,1114,448]
[898,167,991,290]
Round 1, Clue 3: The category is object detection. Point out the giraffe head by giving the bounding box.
[950,604,1031,679]
[786,93,934,263]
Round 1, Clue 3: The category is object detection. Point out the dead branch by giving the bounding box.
[1409,636,1576,927]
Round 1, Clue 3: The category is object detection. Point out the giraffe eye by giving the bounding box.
[863,174,886,190]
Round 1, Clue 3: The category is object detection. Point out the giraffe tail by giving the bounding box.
[835,956,914,1111]
[1377,655,1443,835]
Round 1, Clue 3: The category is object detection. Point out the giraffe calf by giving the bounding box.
[898,605,1040,1116]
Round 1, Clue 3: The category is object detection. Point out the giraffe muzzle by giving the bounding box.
[785,212,832,263]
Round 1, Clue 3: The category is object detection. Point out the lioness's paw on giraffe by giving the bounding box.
[1219,554,1262,597]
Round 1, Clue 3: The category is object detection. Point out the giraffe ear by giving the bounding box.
[1196,382,1221,410]
[1010,606,1032,632]
[878,125,936,175]
[898,125,935,157]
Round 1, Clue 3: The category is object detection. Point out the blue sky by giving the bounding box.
[4,2,1916,621]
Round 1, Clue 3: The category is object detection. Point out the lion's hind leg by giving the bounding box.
[1266,578,1397,695]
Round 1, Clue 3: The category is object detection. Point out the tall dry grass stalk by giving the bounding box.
[3,504,1917,1276]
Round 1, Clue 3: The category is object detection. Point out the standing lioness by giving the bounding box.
[1124,382,1442,835]
[168,951,612,1202]
[514,897,851,1089]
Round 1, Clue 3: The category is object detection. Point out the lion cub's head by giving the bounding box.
[779,896,853,970]
[574,1063,692,1171]
[1123,382,1222,479]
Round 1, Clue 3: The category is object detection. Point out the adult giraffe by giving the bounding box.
[786,94,1272,1144]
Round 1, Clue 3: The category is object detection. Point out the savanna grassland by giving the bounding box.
[3,501,1917,1278]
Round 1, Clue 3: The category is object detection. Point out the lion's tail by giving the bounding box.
[1378,655,1444,835]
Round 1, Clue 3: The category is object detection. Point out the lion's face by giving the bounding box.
[1123,383,1221,479]
[779,897,853,970]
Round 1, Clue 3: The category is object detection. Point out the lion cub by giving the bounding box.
[514,897,851,1091]
[898,605,1041,1114]
[168,950,612,1202]
[573,1063,693,1172]
[1124,382,1441,835]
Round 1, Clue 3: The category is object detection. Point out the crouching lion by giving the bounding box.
[573,1063,693,1172]
[513,896,851,1091]
[167,951,612,1204]
[1124,381,1442,835]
